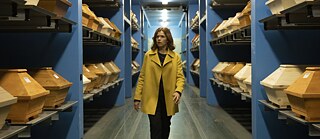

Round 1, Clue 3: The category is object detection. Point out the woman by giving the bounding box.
[134,27,185,139]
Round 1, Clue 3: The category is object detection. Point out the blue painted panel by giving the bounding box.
[252,0,320,139]
[187,4,198,86]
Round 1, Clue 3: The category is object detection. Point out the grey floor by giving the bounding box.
[84,85,252,139]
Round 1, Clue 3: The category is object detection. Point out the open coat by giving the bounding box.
[134,49,185,116]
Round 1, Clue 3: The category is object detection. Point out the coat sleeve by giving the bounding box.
[175,54,185,94]
[134,53,148,101]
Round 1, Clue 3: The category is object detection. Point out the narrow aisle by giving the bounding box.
[84,85,251,139]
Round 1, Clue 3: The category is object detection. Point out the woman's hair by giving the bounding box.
[151,27,175,51]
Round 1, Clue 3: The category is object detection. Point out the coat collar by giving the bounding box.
[149,49,175,67]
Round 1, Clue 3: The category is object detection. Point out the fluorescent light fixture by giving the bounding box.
[161,9,168,22]
[162,0,168,5]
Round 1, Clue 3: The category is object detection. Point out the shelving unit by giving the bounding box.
[252,0,320,138]
[259,1,320,30]
[0,0,82,138]
[187,3,199,88]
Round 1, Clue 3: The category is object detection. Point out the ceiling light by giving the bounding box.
[162,0,168,5]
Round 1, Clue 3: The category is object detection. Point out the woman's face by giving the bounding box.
[156,31,168,49]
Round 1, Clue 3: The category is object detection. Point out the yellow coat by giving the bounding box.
[134,49,185,116]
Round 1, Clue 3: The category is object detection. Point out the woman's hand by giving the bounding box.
[173,92,181,104]
[134,101,140,111]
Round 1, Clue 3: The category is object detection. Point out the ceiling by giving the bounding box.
[132,0,198,27]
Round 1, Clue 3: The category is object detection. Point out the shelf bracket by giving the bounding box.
[18,126,31,138]
[309,125,320,136]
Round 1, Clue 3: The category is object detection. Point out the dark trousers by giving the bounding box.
[148,76,172,139]
[148,107,172,139]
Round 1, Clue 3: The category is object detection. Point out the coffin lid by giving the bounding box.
[104,62,121,74]
[59,0,72,7]
[285,67,320,98]
[260,65,306,89]
[110,61,121,73]
[82,4,100,23]
[96,63,112,75]
[98,17,114,30]
[228,13,241,27]
[243,74,252,85]
[86,64,106,75]
[132,61,140,68]
[0,69,49,100]
[211,23,221,33]
[83,75,91,85]
[0,87,17,107]
[83,65,98,80]
[105,19,122,34]
[221,62,236,74]
[212,62,228,73]
[225,62,245,75]
[241,1,251,14]
[28,67,72,90]
[234,63,251,80]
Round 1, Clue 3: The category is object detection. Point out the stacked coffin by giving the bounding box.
[0,87,17,128]
[28,67,72,108]
[82,66,98,93]
[0,69,49,123]
[104,61,121,83]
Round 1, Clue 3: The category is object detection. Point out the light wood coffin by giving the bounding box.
[38,0,72,17]
[98,17,114,36]
[220,62,236,83]
[82,5,90,26]
[234,63,251,92]
[132,61,140,69]
[105,20,122,39]
[104,61,121,83]
[86,64,106,88]
[260,65,305,108]
[0,69,49,123]
[285,67,320,122]
[225,62,245,86]
[82,66,98,93]
[82,4,101,31]
[0,87,17,129]
[238,1,251,28]
[212,62,229,82]
[82,75,91,94]
[226,13,241,34]
[265,0,296,15]
[28,67,72,108]
[96,63,112,85]
[25,0,40,5]
[243,74,252,96]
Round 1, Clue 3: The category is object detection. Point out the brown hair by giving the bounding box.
[151,27,175,51]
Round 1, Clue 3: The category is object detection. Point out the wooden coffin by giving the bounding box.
[105,20,122,39]
[103,18,117,38]
[28,67,72,108]
[82,5,90,26]
[220,62,236,83]
[243,74,252,95]
[210,23,221,39]
[191,59,200,72]
[0,87,17,129]
[96,63,112,85]
[260,65,305,108]
[213,0,249,4]
[285,67,320,122]
[86,64,106,88]
[295,0,315,4]
[238,1,251,28]
[226,13,241,34]
[38,0,72,17]
[82,66,98,93]
[132,61,140,69]
[225,62,245,86]
[212,62,229,82]
[234,63,251,92]
[82,4,101,31]
[0,69,49,123]
[98,17,114,36]
[25,0,40,5]
[265,0,296,15]
[104,62,121,83]
[82,75,91,94]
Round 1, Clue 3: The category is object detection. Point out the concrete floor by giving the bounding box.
[83,85,252,139]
